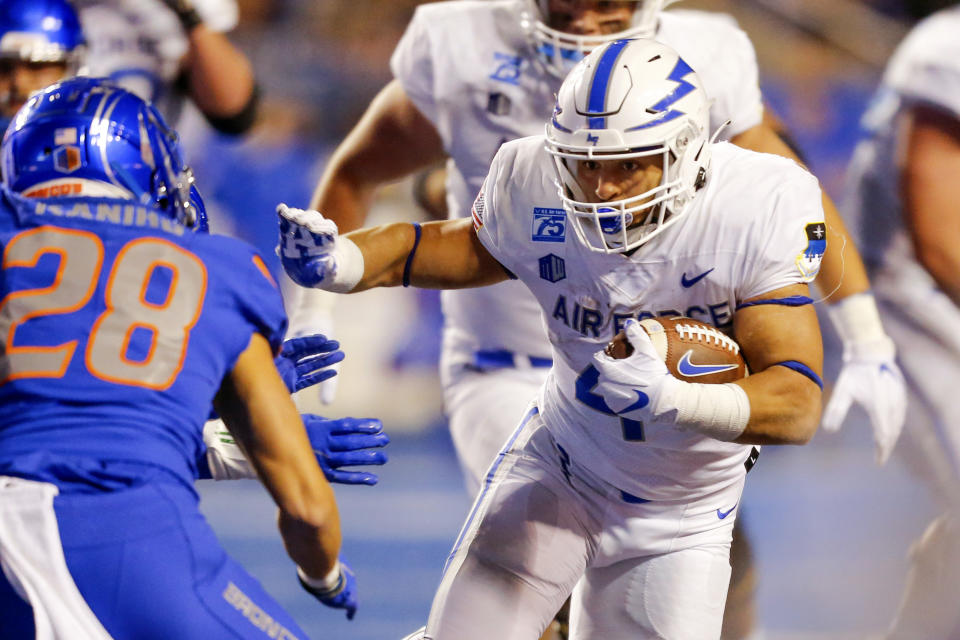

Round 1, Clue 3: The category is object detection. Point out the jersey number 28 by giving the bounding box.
[0,226,207,389]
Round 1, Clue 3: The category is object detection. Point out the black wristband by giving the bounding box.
[170,0,203,32]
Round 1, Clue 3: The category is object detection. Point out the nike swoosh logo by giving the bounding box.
[677,350,739,378]
[620,389,649,414]
[680,268,714,288]
[717,503,738,519]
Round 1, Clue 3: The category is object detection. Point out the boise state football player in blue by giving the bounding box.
[0,77,358,639]
[0,0,391,488]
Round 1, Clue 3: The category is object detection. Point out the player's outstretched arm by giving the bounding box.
[310,80,446,233]
[213,332,343,592]
[200,413,389,485]
[278,204,509,292]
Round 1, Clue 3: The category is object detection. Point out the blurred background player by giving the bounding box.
[277,38,827,639]
[0,0,85,131]
[0,0,257,135]
[0,77,355,638]
[294,0,905,637]
[74,0,258,134]
[842,4,960,637]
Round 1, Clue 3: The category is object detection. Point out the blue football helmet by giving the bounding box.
[1,76,208,232]
[0,0,84,66]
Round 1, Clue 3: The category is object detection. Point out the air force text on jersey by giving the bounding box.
[550,292,737,338]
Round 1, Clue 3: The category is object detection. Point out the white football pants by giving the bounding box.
[442,361,548,497]
[425,407,739,640]
[0,477,112,640]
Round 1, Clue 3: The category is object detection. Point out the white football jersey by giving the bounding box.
[75,0,238,122]
[474,137,825,500]
[391,0,764,359]
[844,6,960,278]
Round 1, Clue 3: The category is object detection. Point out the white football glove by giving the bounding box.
[822,293,906,465]
[591,320,750,441]
[277,203,364,292]
[591,319,679,423]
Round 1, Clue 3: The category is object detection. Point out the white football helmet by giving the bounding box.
[518,0,680,77]
[545,38,711,253]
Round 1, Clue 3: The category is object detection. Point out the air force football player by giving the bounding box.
[279,39,825,640]
[844,6,960,637]
[304,0,903,493]
[0,78,356,639]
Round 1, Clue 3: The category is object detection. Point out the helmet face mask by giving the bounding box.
[519,0,674,77]
[2,77,208,233]
[545,38,711,254]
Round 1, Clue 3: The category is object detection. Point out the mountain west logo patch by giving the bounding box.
[539,254,565,283]
[796,222,826,281]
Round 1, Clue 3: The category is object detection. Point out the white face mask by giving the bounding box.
[519,0,674,77]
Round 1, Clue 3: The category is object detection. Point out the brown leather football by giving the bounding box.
[605,317,748,384]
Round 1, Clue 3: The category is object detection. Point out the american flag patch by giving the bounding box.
[472,190,486,232]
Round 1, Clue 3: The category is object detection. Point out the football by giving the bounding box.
[605,317,748,384]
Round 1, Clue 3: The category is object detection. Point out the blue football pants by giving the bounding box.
[0,480,310,639]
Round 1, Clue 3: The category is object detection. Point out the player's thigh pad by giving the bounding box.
[426,409,598,640]
[569,544,732,640]
[53,480,309,640]
[443,365,548,497]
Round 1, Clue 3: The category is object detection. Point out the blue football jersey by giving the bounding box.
[0,188,287,488]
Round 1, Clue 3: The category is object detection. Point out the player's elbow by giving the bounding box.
[779,384,822,445]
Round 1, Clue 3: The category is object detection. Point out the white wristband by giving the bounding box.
[663,380,751,442]
[297,561,342,592]
[326,237,364,293]
[827,291,886,345]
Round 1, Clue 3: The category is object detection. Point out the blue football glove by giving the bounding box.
[274,334,345,393]
[298,557,358,620]
[303,414,389,485]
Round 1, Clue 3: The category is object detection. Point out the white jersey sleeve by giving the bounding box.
[472,149,509,268]
[737,159,825,299]
[390,5,441,127]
